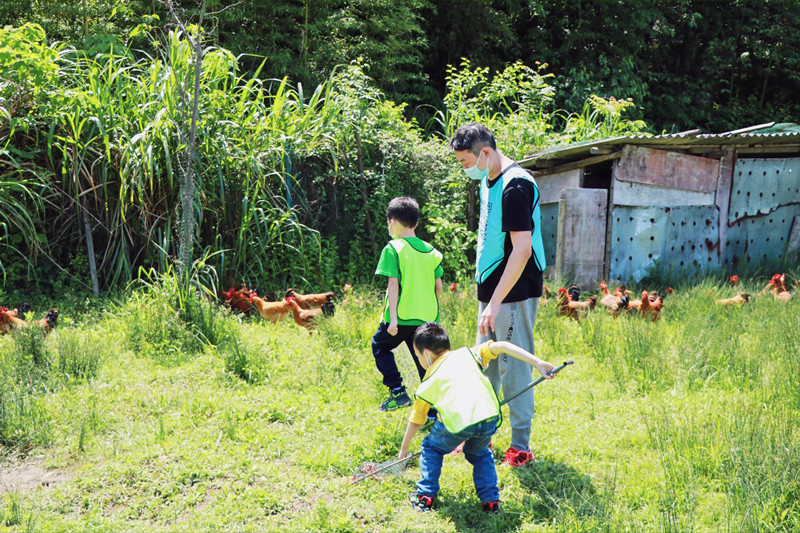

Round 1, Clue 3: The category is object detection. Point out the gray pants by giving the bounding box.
[476,297,539,451]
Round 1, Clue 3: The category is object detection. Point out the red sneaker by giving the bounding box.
[503,446,534,467]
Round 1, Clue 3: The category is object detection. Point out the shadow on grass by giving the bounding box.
[511,457,603,522]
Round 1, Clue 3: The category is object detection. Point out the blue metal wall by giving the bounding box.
[723,157,800,269]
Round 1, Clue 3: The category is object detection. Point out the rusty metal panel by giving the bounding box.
[615,145,720,193]
[540,202,559,270]
[536,169,581,204]
[728,157,800,223]
[722,204,800,269]
[610,205,719,282]
[613,180,715,207]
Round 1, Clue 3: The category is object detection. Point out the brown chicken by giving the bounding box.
[286,296,323,332]
[31,308,59,336]
[729,275,740,287]
[341,283,365,307]
[284,288,335,310]
[758,274,783,297]
[772,273,792,302]
[0,306,58,336]
[716,292,750,306]
[556,287,597,321]
[250,296,292,324]
[598,280,628,317]
[222,287,257,315]
[0,306,27,335]
[640,290,664,322]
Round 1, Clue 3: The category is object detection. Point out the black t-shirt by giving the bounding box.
[477,166,544,303]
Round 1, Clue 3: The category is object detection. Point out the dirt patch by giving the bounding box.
[0,457,72,494]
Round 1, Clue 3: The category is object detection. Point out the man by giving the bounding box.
[450,122,547,467]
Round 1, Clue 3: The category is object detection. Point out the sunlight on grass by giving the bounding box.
[1,278,799,531]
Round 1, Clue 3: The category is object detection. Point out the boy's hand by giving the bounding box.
[388,321,398,336]
[536,360,557,378]
[399,445,410,459]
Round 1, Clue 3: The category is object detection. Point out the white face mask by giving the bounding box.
[463,151,490,181]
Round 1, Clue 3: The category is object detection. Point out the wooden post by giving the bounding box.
[715,148,735,266]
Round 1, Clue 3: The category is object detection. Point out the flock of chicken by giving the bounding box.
[548,280,666,322]
[547,272,796,323]
[716,273,795,305]
[221,285,342,333]
[0,303,59,336]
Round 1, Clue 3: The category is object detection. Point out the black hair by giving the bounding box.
[414,321,451,355]
[449,122,497,156]
[386,196,419,227]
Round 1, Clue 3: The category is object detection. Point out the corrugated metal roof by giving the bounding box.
[521,122,800,168]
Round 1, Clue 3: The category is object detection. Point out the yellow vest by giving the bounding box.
[383,238,442,323]
[415,347,501,434]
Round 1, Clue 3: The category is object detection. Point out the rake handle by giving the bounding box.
[499,360,573,406]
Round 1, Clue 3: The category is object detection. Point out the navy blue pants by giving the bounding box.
[371,323,425,390]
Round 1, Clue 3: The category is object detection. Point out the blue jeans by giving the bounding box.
[417,418,499,503]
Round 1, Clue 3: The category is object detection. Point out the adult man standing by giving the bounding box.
[450,123,547,467]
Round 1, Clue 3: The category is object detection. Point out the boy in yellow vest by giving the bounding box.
[399,322,556,513]
[372,197,444,412]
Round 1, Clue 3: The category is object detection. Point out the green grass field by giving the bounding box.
[1,278,799,532]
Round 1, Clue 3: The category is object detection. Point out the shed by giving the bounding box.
[520,122,800,286]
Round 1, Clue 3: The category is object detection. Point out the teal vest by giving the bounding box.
[415,347,501,434]
[382,239,442,323]
[476,165,546,284]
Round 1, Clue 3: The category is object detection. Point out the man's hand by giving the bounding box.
[388,321,398,336]
[478,302,499,337]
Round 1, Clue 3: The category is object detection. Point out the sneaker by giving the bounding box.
[482,500,500,514]
[380,388,412,412]
[409,491,433,512]
[503,446,534,467]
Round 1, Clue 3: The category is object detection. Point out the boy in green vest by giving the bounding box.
[399,322,556,513]
[372,197,444,412]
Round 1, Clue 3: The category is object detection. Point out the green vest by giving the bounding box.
[415,347,501,434]
[382,238,442,323]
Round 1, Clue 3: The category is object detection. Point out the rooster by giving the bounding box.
[0,306,27,335]
[716,292,750,306]
[31,308,59,336]
[5,302,31,319]
[284,288,335,310]
[729,275,739,287]
[556,287,597,321]
[640,290,664,322]
[222,287,257,315]
[286,296,324,333]
[598,280,628,317]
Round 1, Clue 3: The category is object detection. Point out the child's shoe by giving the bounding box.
[502,446,534,467]
[482,500,500,514]
[409,491,433,512]
[380,387,411,411]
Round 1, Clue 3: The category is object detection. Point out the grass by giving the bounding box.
[0,278,799,532]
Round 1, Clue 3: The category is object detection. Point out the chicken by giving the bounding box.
[716,292,750,306]
[250,295,292,324]
[31,308,59,336]
[759,274,783,297]
[556,287,597,321]
[540,284,551,306]
[0,306,27,335]
[222,287,257,315]
[0,306,58,336]
[6,302,31,319]
[449,282,458,293]
[342,283,365,307]
[729,275,739,287]
[284,288,335,310]
[286,296,324,332]
[640,290,664,322]
[773,273,792,302]
[598,280,627,317]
